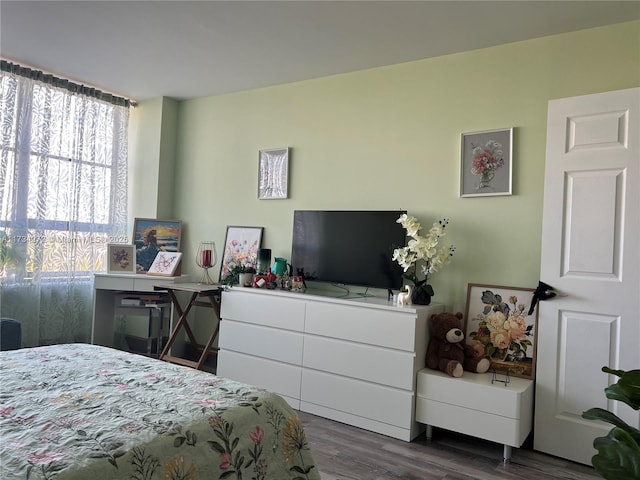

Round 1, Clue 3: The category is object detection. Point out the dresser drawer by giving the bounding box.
[301,369,413,429]
[219,320,304,365]
[221,290,305,331]
[303,335,415,390]
[217,350,302,407]
[305,302,416,350]
[415,397,528,447]
[417,369,533,419]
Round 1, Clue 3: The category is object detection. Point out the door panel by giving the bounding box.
[535,87,639,465]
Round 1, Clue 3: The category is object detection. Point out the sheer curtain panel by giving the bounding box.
[0,64,129,347]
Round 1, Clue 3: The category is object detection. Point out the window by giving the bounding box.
[0,64,129,282]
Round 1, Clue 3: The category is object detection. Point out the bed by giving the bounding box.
[0,343,321,480]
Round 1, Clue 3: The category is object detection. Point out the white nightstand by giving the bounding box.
[415,368,534,462]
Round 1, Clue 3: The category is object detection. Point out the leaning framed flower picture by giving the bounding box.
[219,226,263,281]
[460,128,513,197]
[463,283,538,379]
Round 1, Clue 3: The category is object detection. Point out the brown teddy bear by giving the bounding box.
[425,312,491,377]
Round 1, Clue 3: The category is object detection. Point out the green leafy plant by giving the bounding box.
[221,264,256,286]
[0,231,24,277]
[582,367,640,480]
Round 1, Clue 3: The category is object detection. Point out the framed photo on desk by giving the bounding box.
[107,244,136,274]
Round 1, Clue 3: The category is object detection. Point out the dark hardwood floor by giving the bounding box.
[299,411,600,480]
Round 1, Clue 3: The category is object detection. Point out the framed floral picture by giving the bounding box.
[219,226,264,281]
[107,244,136,274]
[460,128,513,197]
[463,283,538,379]
[132,218,182,273]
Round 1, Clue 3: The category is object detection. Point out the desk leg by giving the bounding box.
[159,291,198,360]
[195,293,221,369]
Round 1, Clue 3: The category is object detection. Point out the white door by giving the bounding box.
[534,87,639,465]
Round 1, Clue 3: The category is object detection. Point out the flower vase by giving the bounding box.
[411,285,433,305]
[476,170,495,191]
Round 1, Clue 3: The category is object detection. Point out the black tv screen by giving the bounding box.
[291,210,407,291]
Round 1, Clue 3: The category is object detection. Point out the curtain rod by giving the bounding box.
[0,60,134,108]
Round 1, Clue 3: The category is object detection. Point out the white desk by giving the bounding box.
[91,273,189,351]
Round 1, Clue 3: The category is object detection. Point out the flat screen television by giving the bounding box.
[290,210,407,291]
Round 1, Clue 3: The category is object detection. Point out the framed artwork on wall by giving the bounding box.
[132,218,182,273]
[460,128,513,197]
[463,283,538,380]
[219,226,263,281]
[258,147,289,199]
[107,244,136,274]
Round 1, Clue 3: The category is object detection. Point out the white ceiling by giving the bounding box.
[1,1,639,102]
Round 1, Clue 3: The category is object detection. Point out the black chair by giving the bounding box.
[0,318,22,350]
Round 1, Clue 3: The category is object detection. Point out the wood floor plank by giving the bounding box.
[299,412,601,480]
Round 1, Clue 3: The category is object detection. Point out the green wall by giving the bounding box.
[140,21,639,313]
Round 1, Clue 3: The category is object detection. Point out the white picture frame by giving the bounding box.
[107,244,136,274]
[146,251,183,277]
[460,128,513,197]
[258,147,289,199]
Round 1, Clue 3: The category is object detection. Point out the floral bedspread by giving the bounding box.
[0,344,320,480]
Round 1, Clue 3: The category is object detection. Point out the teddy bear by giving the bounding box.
[425,312,491,377]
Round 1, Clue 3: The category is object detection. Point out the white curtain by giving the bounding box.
[0,64,129,347]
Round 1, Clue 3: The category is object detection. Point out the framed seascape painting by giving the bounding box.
[219,226,263,281]
[258,147,289,199]
[107,244,136,274]
[460,128,513,197]
[132,218,182,273]
[463,283,538,379]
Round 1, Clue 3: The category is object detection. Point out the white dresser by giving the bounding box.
[218,287,443,441]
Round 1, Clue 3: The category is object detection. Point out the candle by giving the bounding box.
[202,249,212,267]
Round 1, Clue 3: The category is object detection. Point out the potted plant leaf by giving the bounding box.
[582,367,640,480]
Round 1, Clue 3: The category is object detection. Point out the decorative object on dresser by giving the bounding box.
[397,284,412,306]
[217,287,444,441]
[238,265,256,287]
[463,283,538,379]
[106,243,136,274]
[392,214,455,305]
[195,240,218,284]
[425,311,490,377]
[460,127,513,197]
[219,225,263,283]
[257,247,272,274]
[258,147,289,199]
[132,217,182,273]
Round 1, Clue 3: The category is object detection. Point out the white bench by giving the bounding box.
[415,368,534,462]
